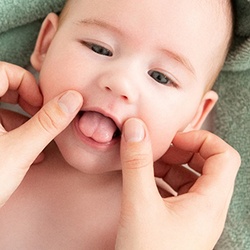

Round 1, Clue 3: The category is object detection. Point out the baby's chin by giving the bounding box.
[52,122,122,174]
[55,145,121,175]
[66,155,122,175]
[69,160,122,175]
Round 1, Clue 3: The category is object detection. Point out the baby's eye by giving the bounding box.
[91,44,113,56]
[83,42,113,57]
[148,70,171,85]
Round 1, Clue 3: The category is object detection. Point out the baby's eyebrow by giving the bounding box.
[160,48,195,75]
[75,18,123,36]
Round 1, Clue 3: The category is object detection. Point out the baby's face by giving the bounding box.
[35,0,231,173]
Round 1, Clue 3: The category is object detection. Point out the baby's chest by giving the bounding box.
[0,197,119,249]
[0,179,121,249]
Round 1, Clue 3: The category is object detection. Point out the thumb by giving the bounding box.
[120,118,159,204]
[0,90,83,206]
[8,90,83,167]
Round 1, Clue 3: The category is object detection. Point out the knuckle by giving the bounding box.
[0,67,8,96]
[223,146,241,169]
[232,149,241,166]
[124,152,150,169]
[37,107,61,135]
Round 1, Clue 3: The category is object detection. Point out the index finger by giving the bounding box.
[0,62,42,108]
[173,131,241,197]
[173,131,240,170]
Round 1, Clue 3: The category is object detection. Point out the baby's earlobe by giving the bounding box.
[30,51,42,71]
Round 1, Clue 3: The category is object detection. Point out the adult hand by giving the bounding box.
[0,62,83,207]
[116,118,240,250]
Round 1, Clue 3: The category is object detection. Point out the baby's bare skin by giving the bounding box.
[0,141,122,249]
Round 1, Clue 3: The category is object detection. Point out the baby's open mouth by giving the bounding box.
[78,111,121,144]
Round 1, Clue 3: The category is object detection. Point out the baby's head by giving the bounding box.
[59,0,234,90]
[31,0,234,173]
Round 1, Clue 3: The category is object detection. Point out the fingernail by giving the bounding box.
[124,119,145,142]
[58,91,82,114]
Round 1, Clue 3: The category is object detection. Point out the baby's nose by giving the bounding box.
[103,85,129,101]
[98,69,139,103]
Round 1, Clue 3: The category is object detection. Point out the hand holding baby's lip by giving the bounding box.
[117,118,240,249]
[0,61,83,207]
[0,90,83,207]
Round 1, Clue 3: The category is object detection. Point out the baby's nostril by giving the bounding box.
[121,95,128,100]
[105,86,111,91]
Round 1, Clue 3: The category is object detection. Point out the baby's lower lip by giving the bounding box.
[73,114,120,150]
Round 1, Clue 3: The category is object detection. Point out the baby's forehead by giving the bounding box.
[64,0,232,29]
[67,1,228,22]
[64,1,231,51]
[62,1,232,61]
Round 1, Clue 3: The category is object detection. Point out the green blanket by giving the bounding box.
[0,1,249,249]
[213,1,250,249]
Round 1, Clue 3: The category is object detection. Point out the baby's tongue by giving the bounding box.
[78,111,118,143]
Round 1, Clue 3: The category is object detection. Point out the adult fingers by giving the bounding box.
[173,131,240,180]
[173,131,241,206]
[0,62,42,110]
[120,118,160,206]
[7,90,83,166]
[153,137,201,196]
[157,164,199,196]
[0,109,29,132]
[0,109,44,163]
[0,90,83,206]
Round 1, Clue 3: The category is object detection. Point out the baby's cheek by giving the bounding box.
[151,134,173,162]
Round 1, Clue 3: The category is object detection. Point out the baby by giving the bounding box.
[0,0,240,249]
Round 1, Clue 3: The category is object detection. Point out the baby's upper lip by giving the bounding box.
[79,107,123,133]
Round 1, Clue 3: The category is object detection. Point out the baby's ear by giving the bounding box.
[31,13,59,71]
[184,90,218,131]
